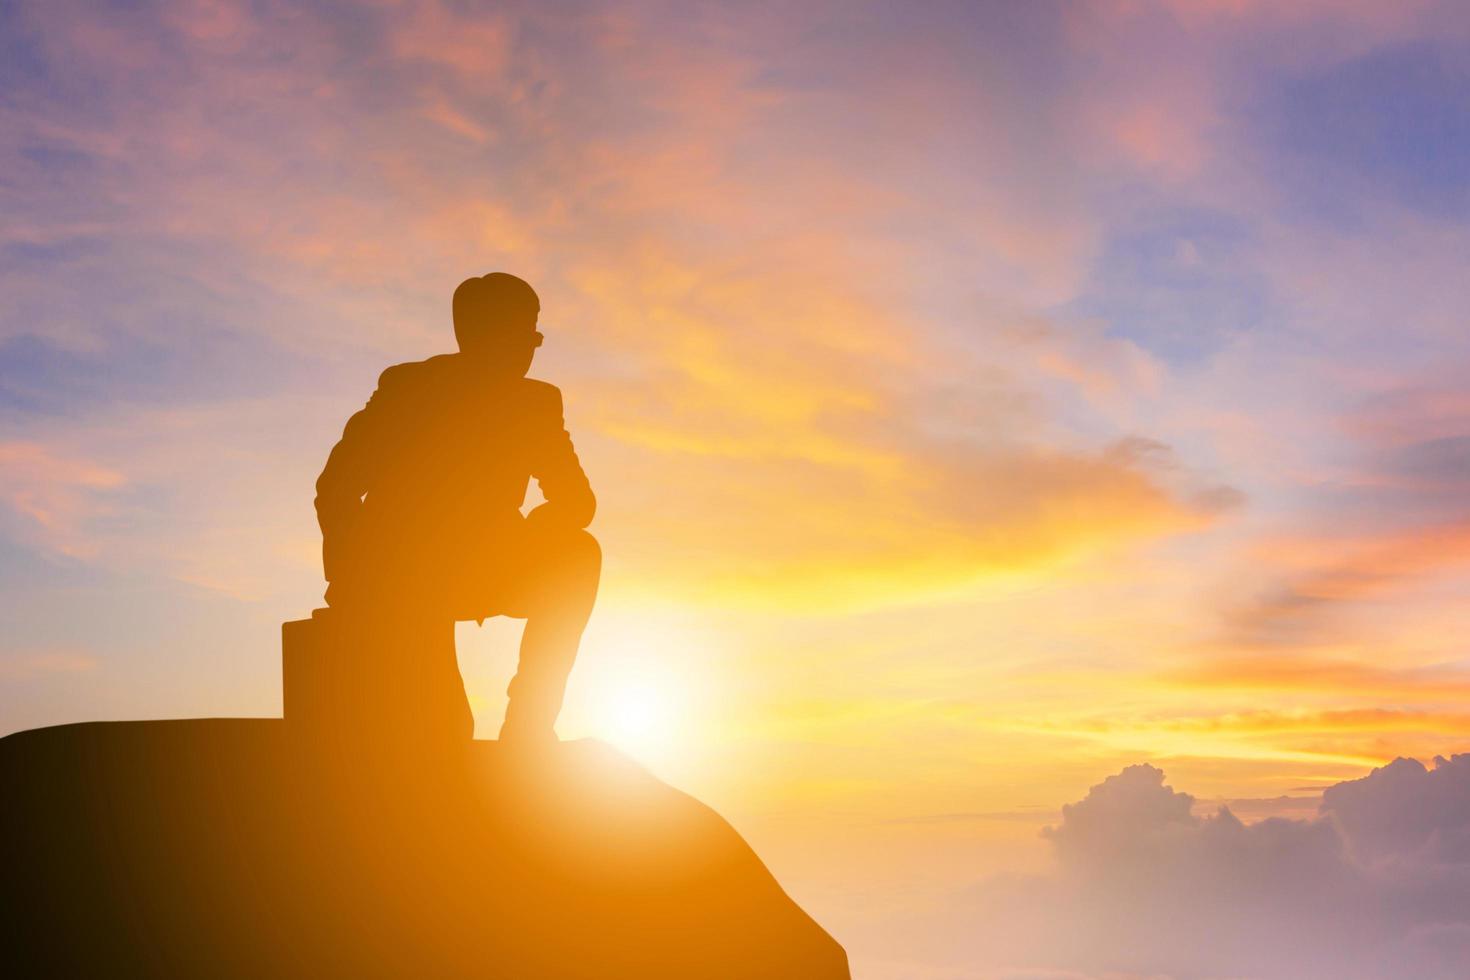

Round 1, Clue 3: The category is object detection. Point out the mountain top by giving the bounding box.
[1,719,848,978]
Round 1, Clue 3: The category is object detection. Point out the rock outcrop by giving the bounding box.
[1,719,849,978]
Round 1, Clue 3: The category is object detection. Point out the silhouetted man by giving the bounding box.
[315,273,600,745]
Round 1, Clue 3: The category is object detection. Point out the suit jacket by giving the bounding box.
[315,353,594,593]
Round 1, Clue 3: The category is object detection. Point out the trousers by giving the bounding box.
[328,520,602,742]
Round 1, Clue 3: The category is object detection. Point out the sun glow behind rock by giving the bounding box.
[552,610,718,776]
[596,678,676,752]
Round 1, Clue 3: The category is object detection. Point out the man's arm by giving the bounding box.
[528,385,595,529]
[314,368,396,585]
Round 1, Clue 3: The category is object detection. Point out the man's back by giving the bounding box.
[315,352,594,596]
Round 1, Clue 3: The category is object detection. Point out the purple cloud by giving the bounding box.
[909,756,1470,979]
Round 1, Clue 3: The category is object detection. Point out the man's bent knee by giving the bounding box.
[553,529,601,592]
[517,528,599,623]
[527,525,600,582]
[563,528,601,570]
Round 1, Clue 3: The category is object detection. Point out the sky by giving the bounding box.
[6,1,1470,976]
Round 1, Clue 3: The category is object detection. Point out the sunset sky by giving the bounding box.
[7,2,1470,976]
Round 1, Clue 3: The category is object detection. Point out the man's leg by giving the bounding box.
[499,527,601,742]
[337,597,473,746]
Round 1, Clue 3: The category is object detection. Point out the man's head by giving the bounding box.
[453,273,543,373]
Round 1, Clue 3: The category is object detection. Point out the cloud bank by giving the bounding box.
[907,756,1470,979]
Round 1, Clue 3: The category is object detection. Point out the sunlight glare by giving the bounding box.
[599,679,675,751]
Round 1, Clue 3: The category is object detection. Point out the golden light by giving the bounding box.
[597,678,677,751]
[555,609,719,776]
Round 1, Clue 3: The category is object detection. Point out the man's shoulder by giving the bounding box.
[372,361,564,413]
[519,378,567,418]
[520,377,563,402]
[375,354,458,390]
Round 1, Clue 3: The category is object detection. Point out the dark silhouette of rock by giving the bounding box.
[1,719,849,978]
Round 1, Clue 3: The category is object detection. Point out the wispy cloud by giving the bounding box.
[0,648,98,679]
[0,441,125,558]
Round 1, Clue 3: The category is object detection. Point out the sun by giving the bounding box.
[597,678,676,752]
[556,611,718,771]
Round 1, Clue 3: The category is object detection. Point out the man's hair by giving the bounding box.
[453,273,540,346]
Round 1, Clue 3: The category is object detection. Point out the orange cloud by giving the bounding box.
[388,1,510,79]
[1167,656,1470,703]
[551,238,1235,608]
[0,442,125,559]
[0,648,99,679]
[1222,522,1470,646]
